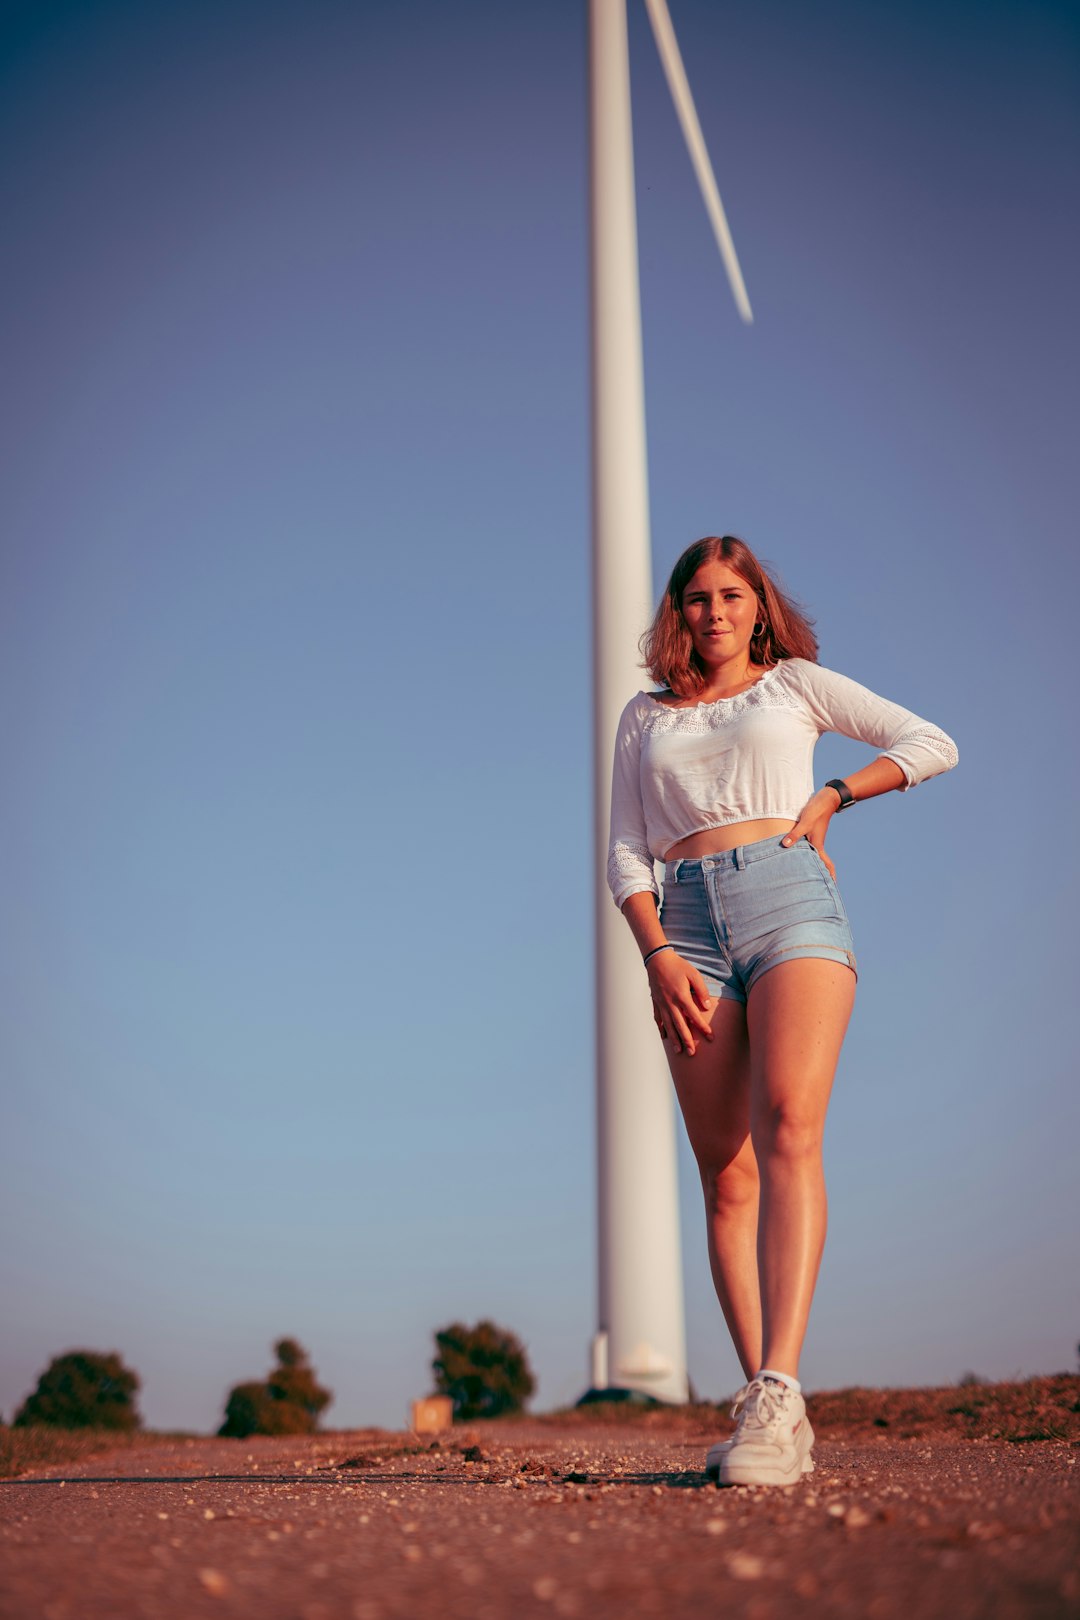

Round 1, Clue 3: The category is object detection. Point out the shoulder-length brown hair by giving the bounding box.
[641,535,818,697]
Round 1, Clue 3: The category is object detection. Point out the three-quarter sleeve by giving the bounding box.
[785,660,959,789]
[607,698,660,909]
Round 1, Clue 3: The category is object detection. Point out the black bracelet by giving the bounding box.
[643,943,674,967]
[825,778,856,812]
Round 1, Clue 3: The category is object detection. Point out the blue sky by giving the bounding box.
[2,0,1078,1431]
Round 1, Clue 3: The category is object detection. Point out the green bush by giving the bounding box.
[219,1339,332,1438]
[13,1350,142,1431]
[431,1320,536,1421]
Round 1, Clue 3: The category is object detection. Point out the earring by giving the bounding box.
[754,622,766,635]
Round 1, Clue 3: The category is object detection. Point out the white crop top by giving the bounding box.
[607,657,958,909]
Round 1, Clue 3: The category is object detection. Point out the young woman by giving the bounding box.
[607,535,957,1487]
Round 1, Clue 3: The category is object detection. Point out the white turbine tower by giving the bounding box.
[586,0,752,1403]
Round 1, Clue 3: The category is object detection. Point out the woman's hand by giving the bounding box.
[781,787,840,879]
[647,949,715,1057]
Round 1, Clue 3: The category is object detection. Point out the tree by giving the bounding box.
[13,1350,142,1431]
[431,1320,536,1420]
[219,1339,333,1438]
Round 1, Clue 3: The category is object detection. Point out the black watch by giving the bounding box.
[825,778,855,812]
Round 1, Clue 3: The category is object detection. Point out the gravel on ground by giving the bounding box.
[1,1421,1078,1620]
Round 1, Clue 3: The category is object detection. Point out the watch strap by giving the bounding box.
[825,778,855,811]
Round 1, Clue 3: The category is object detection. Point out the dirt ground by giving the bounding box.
[2,1417,1078,1620]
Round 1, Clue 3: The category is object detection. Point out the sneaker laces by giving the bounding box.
[729,1376,794,1437]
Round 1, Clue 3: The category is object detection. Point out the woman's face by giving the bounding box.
[680,559,760,669]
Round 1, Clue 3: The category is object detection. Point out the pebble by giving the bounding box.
[727,1551,766,1579]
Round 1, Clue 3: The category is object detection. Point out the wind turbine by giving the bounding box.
[586,0,753,1404]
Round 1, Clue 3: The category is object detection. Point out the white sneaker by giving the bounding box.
[714,1377,814,1486]
[704,1437,734,1480]
[705,1431,813,1480]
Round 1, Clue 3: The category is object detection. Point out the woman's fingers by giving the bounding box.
[659,991,710,1055]
[682,998,714,1044]
[647,951,715,1055]
[782,815,838,880]
[813,842,837,880]
[651,988,692,1054]
[666,1001,698,1056]
[688,971,716,1017]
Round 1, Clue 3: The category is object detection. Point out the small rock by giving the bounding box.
[533,1576,559,1601]
[198,1569,229,1597]
[967,1520,1005,1541]
[727,1551,765,1580]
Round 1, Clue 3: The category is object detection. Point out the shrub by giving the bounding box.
[431,1320,536,1421]
[13,1350,142,1431]
[219,1339,332,1438]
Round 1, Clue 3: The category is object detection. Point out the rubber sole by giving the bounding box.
[707,1422,816,1485]
[705,1448,813,1483]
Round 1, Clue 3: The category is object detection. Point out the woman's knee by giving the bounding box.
[699,1143,760,1214]
[750,1104,826,1164]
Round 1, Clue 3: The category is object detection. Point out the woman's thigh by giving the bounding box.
[746,958,856,1139]
[664,997,754,1173]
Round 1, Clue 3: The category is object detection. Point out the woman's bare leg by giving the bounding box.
[664,998,762,1381]
[746,959,856,1379]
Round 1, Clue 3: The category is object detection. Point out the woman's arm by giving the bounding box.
[781,756,906,876]
[788,660,959,789]
[607,695,716,1055]
[620,891,715,1057]
[606,699,661,910]
[780,661,958,874]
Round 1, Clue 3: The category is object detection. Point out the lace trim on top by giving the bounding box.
[607,837,659,901]
[642,666,798,734]
[888,724,960,769]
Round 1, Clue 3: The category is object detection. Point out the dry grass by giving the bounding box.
[796,1373,1080,1442]
[4,1375,1077,1479]
[545,1373,1080,1444]
[0,1425,151,1480]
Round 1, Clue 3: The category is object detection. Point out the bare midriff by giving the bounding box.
[663,818,797,861]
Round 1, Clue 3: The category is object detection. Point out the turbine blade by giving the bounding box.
[643,0,753,324]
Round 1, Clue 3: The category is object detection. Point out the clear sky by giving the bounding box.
[2,0,1077,1432]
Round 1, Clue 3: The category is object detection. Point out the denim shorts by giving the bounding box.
[658,835,857,1004]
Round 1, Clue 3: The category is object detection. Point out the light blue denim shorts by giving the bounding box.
[659,835,857,1004]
